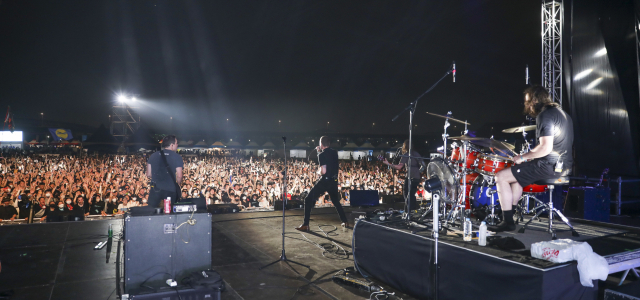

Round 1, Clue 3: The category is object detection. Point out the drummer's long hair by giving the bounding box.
[523,85,559,117]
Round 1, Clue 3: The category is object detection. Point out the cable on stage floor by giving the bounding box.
[298,224,350,260]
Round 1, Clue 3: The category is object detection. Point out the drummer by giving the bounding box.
[491,85,573,232]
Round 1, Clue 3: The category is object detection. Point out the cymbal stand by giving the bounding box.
[444,121,469,229]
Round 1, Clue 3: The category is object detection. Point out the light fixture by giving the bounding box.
[117,95,126,102]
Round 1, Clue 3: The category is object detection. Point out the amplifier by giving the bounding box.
[173,204,197,213]
[124,213,212,294]
[564,187,610,222]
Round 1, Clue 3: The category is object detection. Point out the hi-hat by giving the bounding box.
[502,125,536,133]
[426,112,470,125]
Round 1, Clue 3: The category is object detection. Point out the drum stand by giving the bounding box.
[485,188,500,226]
[515,194,542,224]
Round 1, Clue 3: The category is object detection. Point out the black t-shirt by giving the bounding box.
[536,106,574,167]
[90,201,105,215]
[147,149,184,192]
[400,150,422,180]
[0,205,18,219]
[318,148,339,178]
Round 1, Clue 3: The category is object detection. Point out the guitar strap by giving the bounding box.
[160,150,181,201]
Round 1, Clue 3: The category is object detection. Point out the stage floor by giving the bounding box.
[1,206,640,299]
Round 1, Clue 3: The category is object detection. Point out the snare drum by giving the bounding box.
[450,146,479,170]
[522,184,547,194]
[475,154,514,175]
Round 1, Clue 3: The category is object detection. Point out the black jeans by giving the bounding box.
[404,178,420,211]
[148,188,178,208]
[303,178,348,225]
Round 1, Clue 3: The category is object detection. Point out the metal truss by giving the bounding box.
[110,104,139,142]
[542,1,563,105]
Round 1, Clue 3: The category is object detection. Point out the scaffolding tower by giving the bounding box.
[542,1,563,105]
[110,103,139,143]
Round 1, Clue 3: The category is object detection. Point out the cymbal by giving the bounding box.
[425,112,470,125]
[448,135,478,141]
[502,125,536,133]
[468,138,515,151]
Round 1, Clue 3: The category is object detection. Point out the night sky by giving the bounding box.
[0,0,541,136]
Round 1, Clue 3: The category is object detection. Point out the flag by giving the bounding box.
[48,128,74,141]
[4,106,14,133]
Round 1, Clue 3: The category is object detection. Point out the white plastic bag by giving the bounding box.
[531,239,609,287]
[531,239,580,263]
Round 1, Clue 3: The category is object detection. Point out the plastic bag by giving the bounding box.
[531,239,580,263]
[531,239,609,287]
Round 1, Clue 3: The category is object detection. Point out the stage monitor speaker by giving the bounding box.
[564,187,610,222]
[382,195,404,204]
[275,200,304,210]
[124,213,212,294]
[350,190,379,207]
[207,204,240,214]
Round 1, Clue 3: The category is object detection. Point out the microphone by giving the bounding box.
[282,136,286,142]
[452,61,456,83]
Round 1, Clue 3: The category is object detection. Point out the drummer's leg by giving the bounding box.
[495,168,517,211]
[510,182,523,207]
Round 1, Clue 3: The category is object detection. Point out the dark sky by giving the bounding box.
[0,0,541,136]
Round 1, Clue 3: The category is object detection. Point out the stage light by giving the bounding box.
[131,96,137,102]
[117,95,126,102]
[574,69,592,80]
[585,77,603,89]
[594,48,607,57]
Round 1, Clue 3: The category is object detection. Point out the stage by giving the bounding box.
[1,207,640,299]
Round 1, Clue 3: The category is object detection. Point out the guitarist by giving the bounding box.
[146,135,184,208]
[383,139,425,212]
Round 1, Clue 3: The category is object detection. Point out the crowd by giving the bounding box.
[0,150,418,222]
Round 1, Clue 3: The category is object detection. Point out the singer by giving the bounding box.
[295,136,349,231]
[491,85,573,232]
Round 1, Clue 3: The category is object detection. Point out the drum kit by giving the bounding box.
[422,112,545,228]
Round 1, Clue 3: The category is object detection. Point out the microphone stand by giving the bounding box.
[259,136,310,271]
[391,65,454,222]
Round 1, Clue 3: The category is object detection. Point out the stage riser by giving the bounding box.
[352,220,598,300]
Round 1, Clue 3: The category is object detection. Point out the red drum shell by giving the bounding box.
[522,184,547,194]
[475,154,514,175]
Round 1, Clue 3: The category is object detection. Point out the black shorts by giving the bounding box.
[511,159,560,187]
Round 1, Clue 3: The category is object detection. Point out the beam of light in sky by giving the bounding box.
[594,48,607,57]
[585,77,603,90]
[574,69,592,80]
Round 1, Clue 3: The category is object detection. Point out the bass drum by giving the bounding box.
[469,176,500,208]
[426,158,459,204]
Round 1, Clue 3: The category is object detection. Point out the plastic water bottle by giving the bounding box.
[478,221,487,246]
[463,218,472,241]
[108,224,113,238]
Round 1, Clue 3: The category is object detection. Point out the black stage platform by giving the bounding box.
[1,207,640,299]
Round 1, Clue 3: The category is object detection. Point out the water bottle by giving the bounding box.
[108,223,113,238]
[463,218,472,241]
[478,221,487,246]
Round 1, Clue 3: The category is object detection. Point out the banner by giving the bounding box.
[48,128,73,141]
